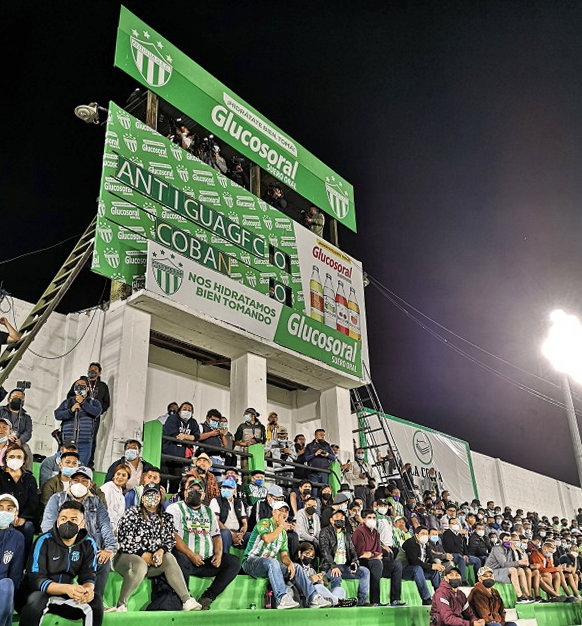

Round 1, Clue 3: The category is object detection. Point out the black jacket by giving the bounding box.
[400,536,433,571]
[67,377,110,413]
[104,457,154,484]
[468,532,491,558]
[0,469,39,524]
[319,524,359,571]
[442,529,469,556]
[26,526,97,592]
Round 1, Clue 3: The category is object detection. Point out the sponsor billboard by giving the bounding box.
[114,6,357,232]
[92,102,369,378]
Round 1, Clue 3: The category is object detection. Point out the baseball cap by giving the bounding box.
[62,440,78,449]
[377,498,388,505]
[143,482,161,495]
[71,466,93,480]
[196,453,213,466]
[221,477,237,489]
[244,407,260,417]
[272,500,290,511]
[444,563,461,575]
[393,516,406,524]
[0,417,11,427]
[478,566,494,577]
[268,484,284,497]
[251,470,265,476]
[0,494,19,509]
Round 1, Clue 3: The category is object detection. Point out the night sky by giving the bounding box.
[2,1,582,484]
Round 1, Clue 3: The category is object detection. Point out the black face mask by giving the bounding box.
[302,489,312,496]
[9,398,22,411]
[334,519,345,529]
[321,493,332,501]
[449,579,462,589]
[87,370,98,380]
[186,491,202,507]
[482,579,495,588]
[305,506,316,516]
[58,521,79,540]
[301,556,313,565]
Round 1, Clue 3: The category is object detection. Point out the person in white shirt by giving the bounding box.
[99,464,130,534]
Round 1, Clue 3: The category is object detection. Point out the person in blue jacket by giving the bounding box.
[54,379,101,466]
[0,494,25,626]
[162,402,199,491]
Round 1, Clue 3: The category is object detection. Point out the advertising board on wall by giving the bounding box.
[114,6,357,232]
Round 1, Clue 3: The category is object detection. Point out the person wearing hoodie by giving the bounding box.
[18,500,103,626]
[0,494,25,626]
[468,566,518,626]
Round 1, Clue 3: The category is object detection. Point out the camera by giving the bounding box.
[16,380,31,390]
[232,156,245,165]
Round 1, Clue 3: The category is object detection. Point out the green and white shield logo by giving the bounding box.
[325,175,350,220]
[152,251,183,295]
[130,30,173,87]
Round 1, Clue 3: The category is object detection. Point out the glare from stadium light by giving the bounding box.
[541,309,582,384]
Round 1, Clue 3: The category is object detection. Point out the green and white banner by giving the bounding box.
[114,6,357,232]
[145,242,363,377]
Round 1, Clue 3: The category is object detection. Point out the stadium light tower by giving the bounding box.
[541,309,582,487]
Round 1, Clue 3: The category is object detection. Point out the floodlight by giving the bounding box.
[541,309,582,384]
[74,102,108,124]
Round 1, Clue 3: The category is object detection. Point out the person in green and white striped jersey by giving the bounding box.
[168,476,240,611]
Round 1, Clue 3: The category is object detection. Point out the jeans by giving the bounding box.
[15,521,35,563]
[403,565,441,601]
[314,582,345,606]
[220,529,233,554]
[243,557,317,605]
[174,550,240,600]
[95,561,110,600]
[452,553,481,582]
[76,441,92,467]
[327,563,370,606]
[0,578,14,626]
[360,557,403,603]
[307,472,327,497]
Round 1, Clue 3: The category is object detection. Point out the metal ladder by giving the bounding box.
[350,364,415,502]
[0,216,97,387]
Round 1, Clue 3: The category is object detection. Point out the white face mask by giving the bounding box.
[477,530,485,537]
[377,507,388,516]
[451,524,460,532]
[418,534,429,544]
[6,458,24,471]
[70,483,89,499]
[365,519,376,530]
[180,410,192,420]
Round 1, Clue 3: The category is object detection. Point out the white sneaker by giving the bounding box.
[277,593,300,609]
[103,606,117,613]
[116,605,127,612]
[183,597,202,611]
[309,594,332,609]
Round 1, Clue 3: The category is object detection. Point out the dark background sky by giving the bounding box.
[2,1,582,484]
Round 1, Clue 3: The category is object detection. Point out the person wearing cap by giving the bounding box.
[392,515,411,548]
[468,566,518,626]
[343,448,373,508]
[430,563,484,626]
[244,470,268,509]
[319,508,370,606]
[162,401,200,491]
[321,491,349,528]
[400,525,444,605]
[387,486,405,519]
[0,493,25,626]
[0,388,33,471]
[197,409,228,476]
[234,408,266,473]
[187,453,219,504]
[169,476,240,610]
[41,465,116,602]
[103,439,153,490]
[243,499,331,609]
[19,500,103,626]
[265,411,283,443]
[0,418,12,468]
[55,379,102,467]
[0,443,38,561]
[304,429,336,497]
[124,467,168,510]
[112,482,201,611]
[210,476,248,553]
[265,426,295,481]
[41,451,80,507]
[247,483,285,533]
[39,440,79,488]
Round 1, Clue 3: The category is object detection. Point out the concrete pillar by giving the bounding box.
[319,386,352,460]
[229,353,267,426]
[94,301,151,471]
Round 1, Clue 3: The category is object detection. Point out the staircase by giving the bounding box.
[0,217,96,387]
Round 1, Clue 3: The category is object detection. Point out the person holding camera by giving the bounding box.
[344,448,374,508]
[263,183,288,210]
[0,389,33,471]
[302,206,325,237]
[230,157,249,189]
[210,145,228,175]
[304,429,336,497]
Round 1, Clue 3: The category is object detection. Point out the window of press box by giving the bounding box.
[269,279,292,307]
[268,245,291,274]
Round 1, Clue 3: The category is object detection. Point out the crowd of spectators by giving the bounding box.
[2,358,582,624]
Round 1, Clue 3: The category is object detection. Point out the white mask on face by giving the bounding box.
[377,507,388,516]
[477,529,485,537]
[418,534,430,544]
[365,519,376,530]
[6,458,24,471]
[451,524,460,532]
[70,483,89,499]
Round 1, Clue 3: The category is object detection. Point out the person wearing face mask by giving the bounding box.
[168,477,240,610]
[104,439,153,490]
[99,464,130,535]
[290,480,314,516]
[186,453,219,504]
[387,487,405,518]
[39,440,78,489]
[469,566,518,626]
[244,470,268,509]
[0,419,11,470]
[442,517,482,585]
[163,401,200,491]
[0,389,33,472]
[42,466,116,604]
[66,363,110,470]
[485,532,533,603]
[304,429,336,497]
[209,476,248,553]
[0,494,24,626]
[352,509,405,606]
[426,527,454,568]
[319,509,370,606]
[19,500,103,626]
[234,408,266,474]
[265,426,296,482]
[529,540,569,602]
[321,492,350,528]
[430,564,484,626]
[469,523,491,567]
[157,401,179,426]
[265,411,283,443]
[374,499,396,557]
[41,451,80,507]
[343,448,373,508]
[0,444,38,561]
[112,483,201,612]
[400,525,444,605]
[295,496,321,547]
[196,409,228,476]
[55,379,102,467]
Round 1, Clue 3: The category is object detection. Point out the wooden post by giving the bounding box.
[250,164,261,198]
[329,217,339,247]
